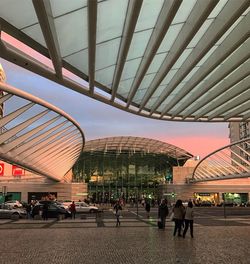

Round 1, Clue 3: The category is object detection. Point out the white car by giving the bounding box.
[74,202,99,213]
[5,200,23,208]
[60,200,72,209]
[0,204,27,219]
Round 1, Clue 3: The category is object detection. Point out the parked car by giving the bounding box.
[39,200,66,210]
[0,204,27,219]
[31,202,71,219]
[74,202,99,213]
[59,200,72,209]
[5,200,23,208]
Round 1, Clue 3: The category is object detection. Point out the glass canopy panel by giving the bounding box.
[135,0,164,32]
[117,78,134,96]
[157,101,170,113]
[240,110,249,116]
[192,103,213,117]
[207,104,229,117]
[0,0,38,29]
[215,15,245,46]
[157,95,179,112]
[221,103,249,117]
[182,66,200,83]
[95,38,120,71]
[134,89,147,103]
[96,0,128,43]
[50,0,87,17]
[54,8,88,57]
[172,48,193,69]
[151,85,166,98]
[145,97,159,109]
[171,0,197,24]
[64,49,88,75]
[95,65,116,86]
[138,73,155,90]
[170,82,186,95]
[120,58,142,82]
[160,69,178,85]
[146,53,167,74]
[208,0,228,19]
[157,24,184,53]
[196,46,218,67]
[176,81,205,107]
[187,19,214,48]
[126,29,153,61]
[22,24,47,48]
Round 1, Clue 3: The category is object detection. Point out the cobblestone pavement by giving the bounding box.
[0,215,250,264]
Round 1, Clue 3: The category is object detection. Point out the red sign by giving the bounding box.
[0,163,4,176]
[12,165,25,176]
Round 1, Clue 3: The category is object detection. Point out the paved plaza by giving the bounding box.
[0,209,250,264]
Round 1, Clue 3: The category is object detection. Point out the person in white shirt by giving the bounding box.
[183,201,194,238]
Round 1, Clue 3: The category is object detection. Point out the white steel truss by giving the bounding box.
[83,136,193,161]
[191,137,250,182]
[0,0,249,122]
[0,81,84,182]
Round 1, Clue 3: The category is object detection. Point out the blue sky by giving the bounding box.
[0,58,229,158]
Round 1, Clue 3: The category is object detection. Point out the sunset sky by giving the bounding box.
[0,57,230,159]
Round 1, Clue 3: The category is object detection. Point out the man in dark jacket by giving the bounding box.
[42,202,49,220]
[158,199,169,229]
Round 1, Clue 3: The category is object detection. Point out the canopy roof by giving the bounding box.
[0,0,249,122]
[83,136,193,160]
[0,80,84,182]
[191,137,250,182]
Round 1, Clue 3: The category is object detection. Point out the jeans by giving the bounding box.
[183,219,193,237]
[173,219,183,236]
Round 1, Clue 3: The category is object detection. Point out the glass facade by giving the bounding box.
[73,150,186,203]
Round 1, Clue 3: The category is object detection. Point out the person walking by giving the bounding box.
[145,200,151,218]
[26,202,33,219]
[158,199,169,229]
[69,201,76,219]
[172,199,185,237]
[183,201,194,238]
[42,202,49,220]
[114,201,122,227]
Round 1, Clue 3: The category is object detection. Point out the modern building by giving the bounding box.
[73,136,193,203]
[165,135,250,205]
[165,161,250,205]
[0,1,250,205]
[0,160,87,203]
[229,122,250,162]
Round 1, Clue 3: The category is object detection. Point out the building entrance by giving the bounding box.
[194,192,219,206]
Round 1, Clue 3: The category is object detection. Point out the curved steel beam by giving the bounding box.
[0,81,85,181]
[192,137,250,182]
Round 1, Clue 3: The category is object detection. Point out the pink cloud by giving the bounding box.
[164,136,230,158]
